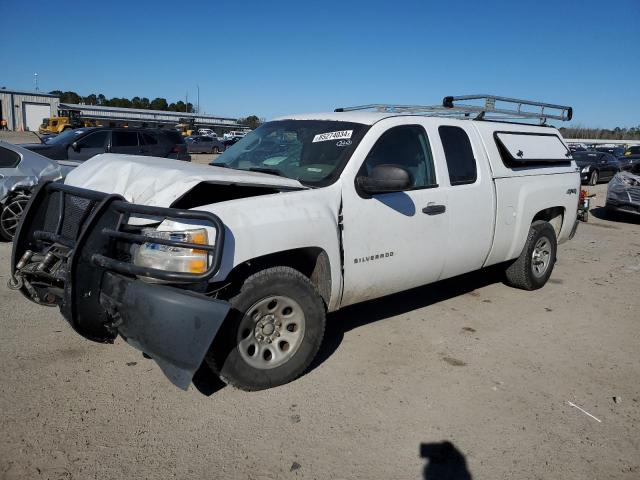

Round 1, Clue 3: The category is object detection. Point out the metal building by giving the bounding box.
[0,88,60,132]
[59,103,241,132]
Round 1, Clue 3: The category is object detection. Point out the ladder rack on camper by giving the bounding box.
[334,95,573,124]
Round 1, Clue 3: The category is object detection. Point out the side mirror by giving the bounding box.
[356,164,413,195]
[71,141,80,151]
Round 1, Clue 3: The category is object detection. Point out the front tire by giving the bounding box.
[205,266,326,391]
[504,220,557,290]
[588,170,599,186]
[0,192,30,241]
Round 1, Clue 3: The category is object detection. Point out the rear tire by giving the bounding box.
[212,146,220,154]
[205,266,326,391]
[504,220,557,290]
[588,170,599,186]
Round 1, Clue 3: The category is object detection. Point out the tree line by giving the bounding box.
[50,90,196,113]
[559,126,640,140]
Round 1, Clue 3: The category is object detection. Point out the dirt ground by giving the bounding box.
[1,182,639,480]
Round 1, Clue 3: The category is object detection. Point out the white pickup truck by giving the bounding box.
[10,95,580,391]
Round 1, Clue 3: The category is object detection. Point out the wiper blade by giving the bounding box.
[248,167,284,177]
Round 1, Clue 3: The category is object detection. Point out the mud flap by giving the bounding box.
[101,273,230,390]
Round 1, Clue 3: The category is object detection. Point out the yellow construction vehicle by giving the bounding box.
[39,109,81,134]
[175,118,196,137]
[38,109,97,134]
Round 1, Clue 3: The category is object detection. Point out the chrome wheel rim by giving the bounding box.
[1,196,29,239]
[531,236,552,278]
[237,295,306,369]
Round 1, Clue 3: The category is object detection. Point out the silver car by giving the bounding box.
[606,163,640,217]
[0,141,63,240]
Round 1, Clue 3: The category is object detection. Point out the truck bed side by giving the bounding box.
[471,122,580,267]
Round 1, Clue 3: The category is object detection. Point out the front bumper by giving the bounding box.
[10,181,227,389]
[100,273,229,389]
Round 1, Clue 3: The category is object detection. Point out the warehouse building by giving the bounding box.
[59,103,242,133]
[0,88,60,132]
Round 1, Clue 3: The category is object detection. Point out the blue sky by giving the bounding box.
[1,0,638,127]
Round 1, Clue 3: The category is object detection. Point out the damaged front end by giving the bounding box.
[606,170,640,215]
[10,181,230,389]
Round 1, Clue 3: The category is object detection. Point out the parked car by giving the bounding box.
[9,95,579,392]
[573,150,620,185]
[223,130,249,140]
[22,127,190,163]
[595,146,625,157]
[0,141,62,240]
[197,128,218,138]
[605,162,640,216]
[186,135,225,154]
[624,145,640,156]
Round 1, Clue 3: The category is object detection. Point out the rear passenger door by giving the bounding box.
[110,131,142,155]
[433,124,494,279]
[140,132,164,157]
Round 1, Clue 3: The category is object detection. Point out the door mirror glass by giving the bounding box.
[71,141,80,151]
[356,164,413,194]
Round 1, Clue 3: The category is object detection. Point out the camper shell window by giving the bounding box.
[495,131,571,167]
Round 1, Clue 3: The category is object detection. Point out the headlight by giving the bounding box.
[581,166,590,173]
[133,228,209,274]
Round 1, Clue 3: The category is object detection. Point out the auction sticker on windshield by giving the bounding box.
[312,130,353,143]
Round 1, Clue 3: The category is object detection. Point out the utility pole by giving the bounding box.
[197,85,200,114]
[34,73,39,92]
[185,92,188,112]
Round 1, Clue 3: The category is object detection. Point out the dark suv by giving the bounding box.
[24,128,190,163]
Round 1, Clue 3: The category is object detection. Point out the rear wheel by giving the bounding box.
[504,220,557,290]
[205,266,326,391]
[212,146,220,154]
[0,192,30,241]
[588,170,599,186]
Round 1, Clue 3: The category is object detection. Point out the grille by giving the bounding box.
[40,191,97,241]
[61,194,94,240]
[629,187,640,203]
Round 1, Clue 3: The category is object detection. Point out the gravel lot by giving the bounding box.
[1,183,639,480]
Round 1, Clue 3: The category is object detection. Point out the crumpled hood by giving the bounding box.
[64,154,306,206]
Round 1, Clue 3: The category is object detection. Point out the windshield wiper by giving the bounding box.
[248,167,285,177]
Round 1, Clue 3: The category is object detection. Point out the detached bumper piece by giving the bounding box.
[11,181,228,389]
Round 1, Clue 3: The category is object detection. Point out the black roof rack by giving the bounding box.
[334,94,573,124]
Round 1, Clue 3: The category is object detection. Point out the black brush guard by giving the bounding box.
[10,181,230,389]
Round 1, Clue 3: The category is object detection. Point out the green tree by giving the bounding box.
[239,115,262,130]
[150,97,169,110]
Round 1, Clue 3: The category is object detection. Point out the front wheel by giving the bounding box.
[205,266,326,391]
[212,146,220,154]
[504,220,557,290]
[0,192,30,241]
[588,170,599,186]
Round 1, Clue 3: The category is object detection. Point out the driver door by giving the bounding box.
[67,130,109,162]
[340,123,447,307]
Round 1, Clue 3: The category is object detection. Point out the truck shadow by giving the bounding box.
[420,441,473,479]
[310,265,505,372]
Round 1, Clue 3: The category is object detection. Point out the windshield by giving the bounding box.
[214,120,369,186]
[46,128,88,145]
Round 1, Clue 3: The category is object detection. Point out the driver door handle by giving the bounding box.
[422,203,446,215]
